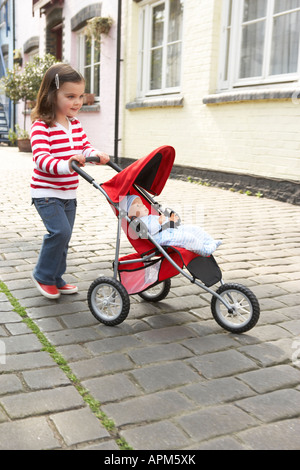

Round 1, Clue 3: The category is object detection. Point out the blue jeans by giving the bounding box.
[32,198,77,287]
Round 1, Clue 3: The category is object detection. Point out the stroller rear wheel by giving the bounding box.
[88,277,130,326]
[138,279,171,302]
[211,283,260,334]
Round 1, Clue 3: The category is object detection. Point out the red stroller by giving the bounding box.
[72,146,260,334]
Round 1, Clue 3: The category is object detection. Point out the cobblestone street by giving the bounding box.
[0,146,300,450]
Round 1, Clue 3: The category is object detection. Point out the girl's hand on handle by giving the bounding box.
[69,154,86,172]
[95,151,110,165]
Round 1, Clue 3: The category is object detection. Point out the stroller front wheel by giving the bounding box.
[211,283,260,334]
[88,277,130,326]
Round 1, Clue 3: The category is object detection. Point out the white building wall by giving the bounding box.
[122,0,300,182]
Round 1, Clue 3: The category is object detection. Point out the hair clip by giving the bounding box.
[55,73,60,90]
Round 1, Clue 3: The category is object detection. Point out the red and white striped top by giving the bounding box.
[30,118,98,199]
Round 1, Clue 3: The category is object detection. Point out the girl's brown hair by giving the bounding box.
[31,63,84,127]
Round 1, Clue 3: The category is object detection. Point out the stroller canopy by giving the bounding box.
[102,145,175,203]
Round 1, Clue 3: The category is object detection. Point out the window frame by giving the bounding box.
[219,0,300,91]
[137,0,184,98]
[77,28,101,100]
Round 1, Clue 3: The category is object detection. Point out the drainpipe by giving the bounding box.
[114,0,122,164]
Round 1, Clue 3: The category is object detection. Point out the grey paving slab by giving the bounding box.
[0,417,60,450]
[0,147,300,450]
[121,420,190,450]
[176,404,258,442]
[82,373,142,403]
[0,386,84,419]
[237,419,300,450]
[236,389,300,422]
[50,408,110,446]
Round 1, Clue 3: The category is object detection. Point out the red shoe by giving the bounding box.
[58,284,78,294]
[31,274,60,299]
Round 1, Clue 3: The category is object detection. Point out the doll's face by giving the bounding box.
[129,197,149,218]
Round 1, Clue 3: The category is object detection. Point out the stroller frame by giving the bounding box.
[72,151,260,334]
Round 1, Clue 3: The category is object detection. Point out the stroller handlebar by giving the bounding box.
[71,156,122,184]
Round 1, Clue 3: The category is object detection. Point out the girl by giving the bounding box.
[30,63,110,299]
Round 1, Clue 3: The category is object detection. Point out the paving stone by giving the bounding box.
[280,319,300,335]
[0,374,23,395]
[0,301,15,313]
[0,417,60,450]
[4,334,41,354]
[136,325,196,344]
[45,327,101,346]
[0,408,8,423]
[238,365,300,393]
[82,439,120,450]
[197,436,247,450]
[84,335,142,355]
[5,322,32,335]
[128,343,193,365]
[131,361,200,393]
[143,311,198,328]
[238,418,300,450]
[0,311,22,322]
[188,349,257,379]
[121,420,190,450]
[23,368,71,390]
[0,351,55,372]
[59,312,99,329]
[238,338,293,367]
[27,301,88,319]
[83,373,141,403]
[71,353,133,380]
[156,295,207,312]
[180,377,254,406]
[50,408,109,446]
[236,389,300,422]
[102,390,193,427]
[0,386,84,419]
[56,344,92,361]
[176,404,258,441]
[182,333,239,355]
[0,325,7,337]
[34,317,64,332]
[186,320,219,336]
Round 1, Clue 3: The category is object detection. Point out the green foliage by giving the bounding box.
[85,16,113,44]
[8,124,29,144]
[1,54,59,104]
[8,128,18,145]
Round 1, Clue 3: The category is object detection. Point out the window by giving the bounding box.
[77,31,100,98]
[219,0,300,90]
[138,0,184,97]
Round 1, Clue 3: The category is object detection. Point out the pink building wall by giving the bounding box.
[15,0,120,157]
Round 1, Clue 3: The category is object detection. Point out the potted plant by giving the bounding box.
[15,125,31,152]
[8,125,31,151]
[83,93,95,105]
[8,128,17,147]
[1,54,58,152]
[84,16,113,44]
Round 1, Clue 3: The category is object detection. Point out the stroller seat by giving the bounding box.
[101,146,222,295]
